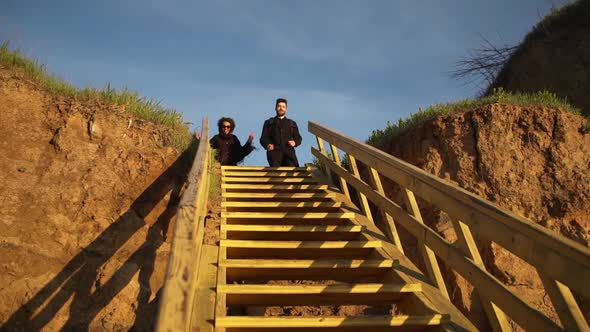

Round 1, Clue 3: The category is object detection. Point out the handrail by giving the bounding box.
[155,117,210,332]
[309,120,590,332]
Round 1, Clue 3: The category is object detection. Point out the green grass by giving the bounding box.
[209,149,220,196]
[0,41,193,150]
[367,88,586,147]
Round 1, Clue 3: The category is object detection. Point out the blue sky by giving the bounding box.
[1,0,566,165]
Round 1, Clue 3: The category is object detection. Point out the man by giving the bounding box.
[260,98,302,167]
[209,117,254,166]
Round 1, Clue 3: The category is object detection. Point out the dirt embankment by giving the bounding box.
[372,104,590,330]
[0,67,193,331]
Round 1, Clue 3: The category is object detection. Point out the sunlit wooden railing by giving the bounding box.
[310,121,590,332]
[155,117,210,332]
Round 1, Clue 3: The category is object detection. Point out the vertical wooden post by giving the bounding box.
[329,143,351,200]
[401,188,449,299]
[451,217,510,332]
[347,154,373,221]
[315,136,334,185]
[538,273,589,331]
[367,167,404,254]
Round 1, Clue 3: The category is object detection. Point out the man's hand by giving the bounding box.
[267,144,274,151]
[248,132,255,142]
[194,131,201,140]
[288,140,296,147]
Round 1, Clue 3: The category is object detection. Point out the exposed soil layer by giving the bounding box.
[0,66,193,331]
[372,104,590,330]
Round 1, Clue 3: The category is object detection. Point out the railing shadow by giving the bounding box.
[1,147,195,332]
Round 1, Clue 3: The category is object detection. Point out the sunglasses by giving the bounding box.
[221,125,232,129]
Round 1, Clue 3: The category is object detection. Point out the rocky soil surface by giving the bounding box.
[0,66,193,331]
[372,103,590,330]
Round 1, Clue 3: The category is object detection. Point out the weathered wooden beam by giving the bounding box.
[368,167,404,254]
[312,147,561,332]
[315,135,334,185]
[401,187,450,300]
[539,272,589,331]
[329,143,352,200]
[450,217,510,332]
[156,117,211,332]
[309,121,590,300]
[348,154,374,221]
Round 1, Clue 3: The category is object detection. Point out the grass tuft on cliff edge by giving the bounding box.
[0,41,193,150]
[367,88,586,147]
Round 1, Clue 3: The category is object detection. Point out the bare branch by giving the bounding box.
[450,35,518,89]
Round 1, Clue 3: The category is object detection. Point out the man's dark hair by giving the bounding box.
[275,98,288,108]
[217,117,235,133]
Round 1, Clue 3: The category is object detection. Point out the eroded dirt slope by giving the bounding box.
[0,67,192,331]
[372,104,589,330]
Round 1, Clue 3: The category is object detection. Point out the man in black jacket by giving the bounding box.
[260,98,302,167]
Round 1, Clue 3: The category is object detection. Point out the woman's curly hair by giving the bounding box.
[217,117,236,134]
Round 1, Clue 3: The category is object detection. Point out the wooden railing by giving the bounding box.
[309,121,590,332]
[155,117,210,332]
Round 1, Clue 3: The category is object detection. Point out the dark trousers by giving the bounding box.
[267,150,299,167]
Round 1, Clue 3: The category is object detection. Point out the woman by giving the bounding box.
[208,117,254,165]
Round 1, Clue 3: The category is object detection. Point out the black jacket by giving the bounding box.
[260,117,302,151]
[209,134,253,166]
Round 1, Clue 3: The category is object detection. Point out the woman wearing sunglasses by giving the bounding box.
[208,117,254,165]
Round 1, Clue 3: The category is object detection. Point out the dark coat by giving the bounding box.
[259,116,302,167]
[209,134,253,166]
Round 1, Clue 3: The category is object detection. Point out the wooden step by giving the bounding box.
[223,177,318,184]
[222,166,308,171]
[222,171,312,177]
[216,315,450,329]
[222,259,398,282]
[222,184,328,191]
[220,283,421,306]
[221,240,381,249]
[222,212,355,219]
[224,193,336,200]
[221,259,397,269]
[222,201,343,209]
[223,224,364,241]
[222,240,381,259]
[221,225,364,232]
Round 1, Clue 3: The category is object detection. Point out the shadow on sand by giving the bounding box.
[2,147,195,331]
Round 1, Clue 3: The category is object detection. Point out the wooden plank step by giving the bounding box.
[223,240,381,259]
[222,184,328,191]
[216,315,450,328]
[221,240,381,249]
[222,259,398,282]
[222,171,312,177]
[222,166,308,171]
[221,225,364,232]
[222,201,343,208]
[223,193,336,199]
[220,283,421,295]
[223,177,318,184]
[223,224,364,241]
[221,283,421,306]
[221,259,397,269]
[222,212,355,219]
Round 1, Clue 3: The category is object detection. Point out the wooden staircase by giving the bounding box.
[214,165,460,332]
[158,119,590,332]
